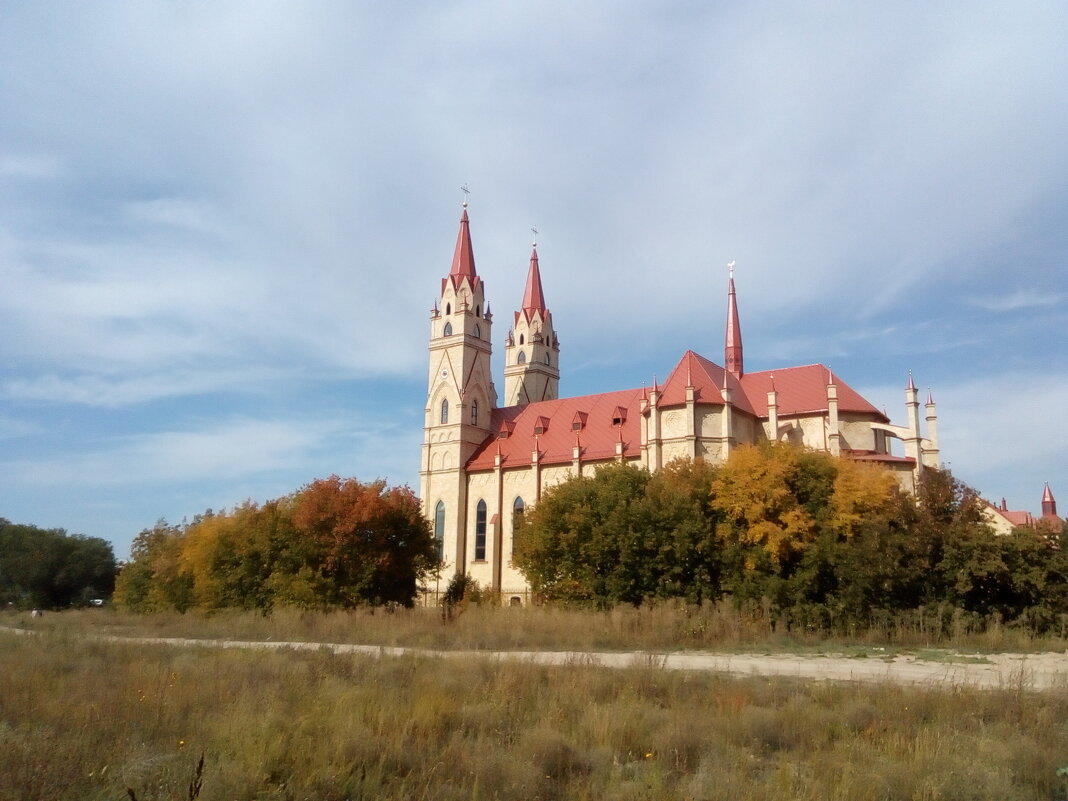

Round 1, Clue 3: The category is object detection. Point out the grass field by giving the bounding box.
[10,600,1068,655]
[3,607,1068,800]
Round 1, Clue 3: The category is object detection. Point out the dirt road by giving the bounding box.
[91,633,1068,690]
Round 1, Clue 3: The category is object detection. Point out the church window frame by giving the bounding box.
[474,323,481,338]
[519,333,525,345]
[471,399,478,425]
[443,321,453,336]
[445,303,451,315]
[517,351,526,365]
[434,501,445,562]
[474,500,487,561]
[440,398,449,425]
[511,496,525,556]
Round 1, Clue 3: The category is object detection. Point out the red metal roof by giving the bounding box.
[466,387,646,471]
[725,275,743,376]
[740,365,887,420]
[656,351,884,421]
[445,207,479,292]
[464,350,887,473]
[518,247,548,321]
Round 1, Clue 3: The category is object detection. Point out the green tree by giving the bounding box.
[513,460,721,606]
[0,519,116,609]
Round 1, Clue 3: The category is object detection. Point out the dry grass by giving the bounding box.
[7,601,1066,655]
[2,620,1067,800]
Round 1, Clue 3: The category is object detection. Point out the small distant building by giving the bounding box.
[983,483,1063,536]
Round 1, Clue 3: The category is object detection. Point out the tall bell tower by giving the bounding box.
[420,198,496,575]
[503,235,560,406]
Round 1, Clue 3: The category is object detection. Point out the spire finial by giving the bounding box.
[907,370,916,391]
[460,183,470,208]
[727,260,735,278]
[531,224,538,248]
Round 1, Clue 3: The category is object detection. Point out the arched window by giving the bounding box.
[445,303,451,315]
[512,496,525,556]
[519,334,525,345]
[517,351,527,365]
[440,398,449,424]
[475,500,487,561]
[474,324,481,339]
[545,354,551,365]
[434,501,445,562]
[471,399,478,425]
[443,322,453,336]
[475,304,481,317]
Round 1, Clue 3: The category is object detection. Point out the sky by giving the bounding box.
[1,1,1065,560]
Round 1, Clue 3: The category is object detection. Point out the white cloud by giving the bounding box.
[969,291,1063,313]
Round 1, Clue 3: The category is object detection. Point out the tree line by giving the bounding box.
[114,476,437,612]
[512,445,1068,631]
[0,519,116,609]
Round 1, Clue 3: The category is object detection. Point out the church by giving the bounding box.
[420,203,941,603]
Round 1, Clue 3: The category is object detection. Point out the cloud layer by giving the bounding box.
[1,2,1065,556]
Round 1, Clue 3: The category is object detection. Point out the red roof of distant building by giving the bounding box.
[466,387,645,470]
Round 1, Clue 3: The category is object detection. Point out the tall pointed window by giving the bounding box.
[474,324,481,339]
[517,351,526,365]
[440,398,449,424]
[443,322,453,336]
[475,500,487,561]
[434,501,445,562]
[512,497,525,556]
[471,399,479,425]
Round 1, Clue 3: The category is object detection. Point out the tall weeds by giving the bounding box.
[1,626,1066,800]
[10,601,1067,654]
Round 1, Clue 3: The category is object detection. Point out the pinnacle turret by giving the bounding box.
[520,247,547,316]
[725,264,743,377]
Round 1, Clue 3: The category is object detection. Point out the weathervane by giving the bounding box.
[531,225,538,247]
[460,184,470,208]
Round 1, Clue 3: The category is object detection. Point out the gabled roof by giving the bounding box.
[658,350,757,415]
[466,387,645,471]
[645,351,886,421]
[740,365,887,420]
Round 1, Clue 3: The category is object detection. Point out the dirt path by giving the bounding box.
[15,627,1059,690]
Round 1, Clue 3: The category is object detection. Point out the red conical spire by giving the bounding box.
[1042,483,1057,518]
[449,206,478,282]
[521,246,547,314]
[725,262,743,377]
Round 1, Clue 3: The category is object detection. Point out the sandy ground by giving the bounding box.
[5,625,1066,689]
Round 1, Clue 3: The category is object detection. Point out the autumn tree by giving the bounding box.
[291,476,437,608]
[115,477,437,613]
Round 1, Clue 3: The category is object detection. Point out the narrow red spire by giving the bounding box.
[449,208,478,281]
[725,268,743,377]
[907,371,916,391]
[521,246,547,314]
[1042,483,1057,517]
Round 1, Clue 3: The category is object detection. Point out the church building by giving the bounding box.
[420,203,941,603]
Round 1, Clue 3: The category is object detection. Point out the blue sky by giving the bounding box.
[1,2,1065,559]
